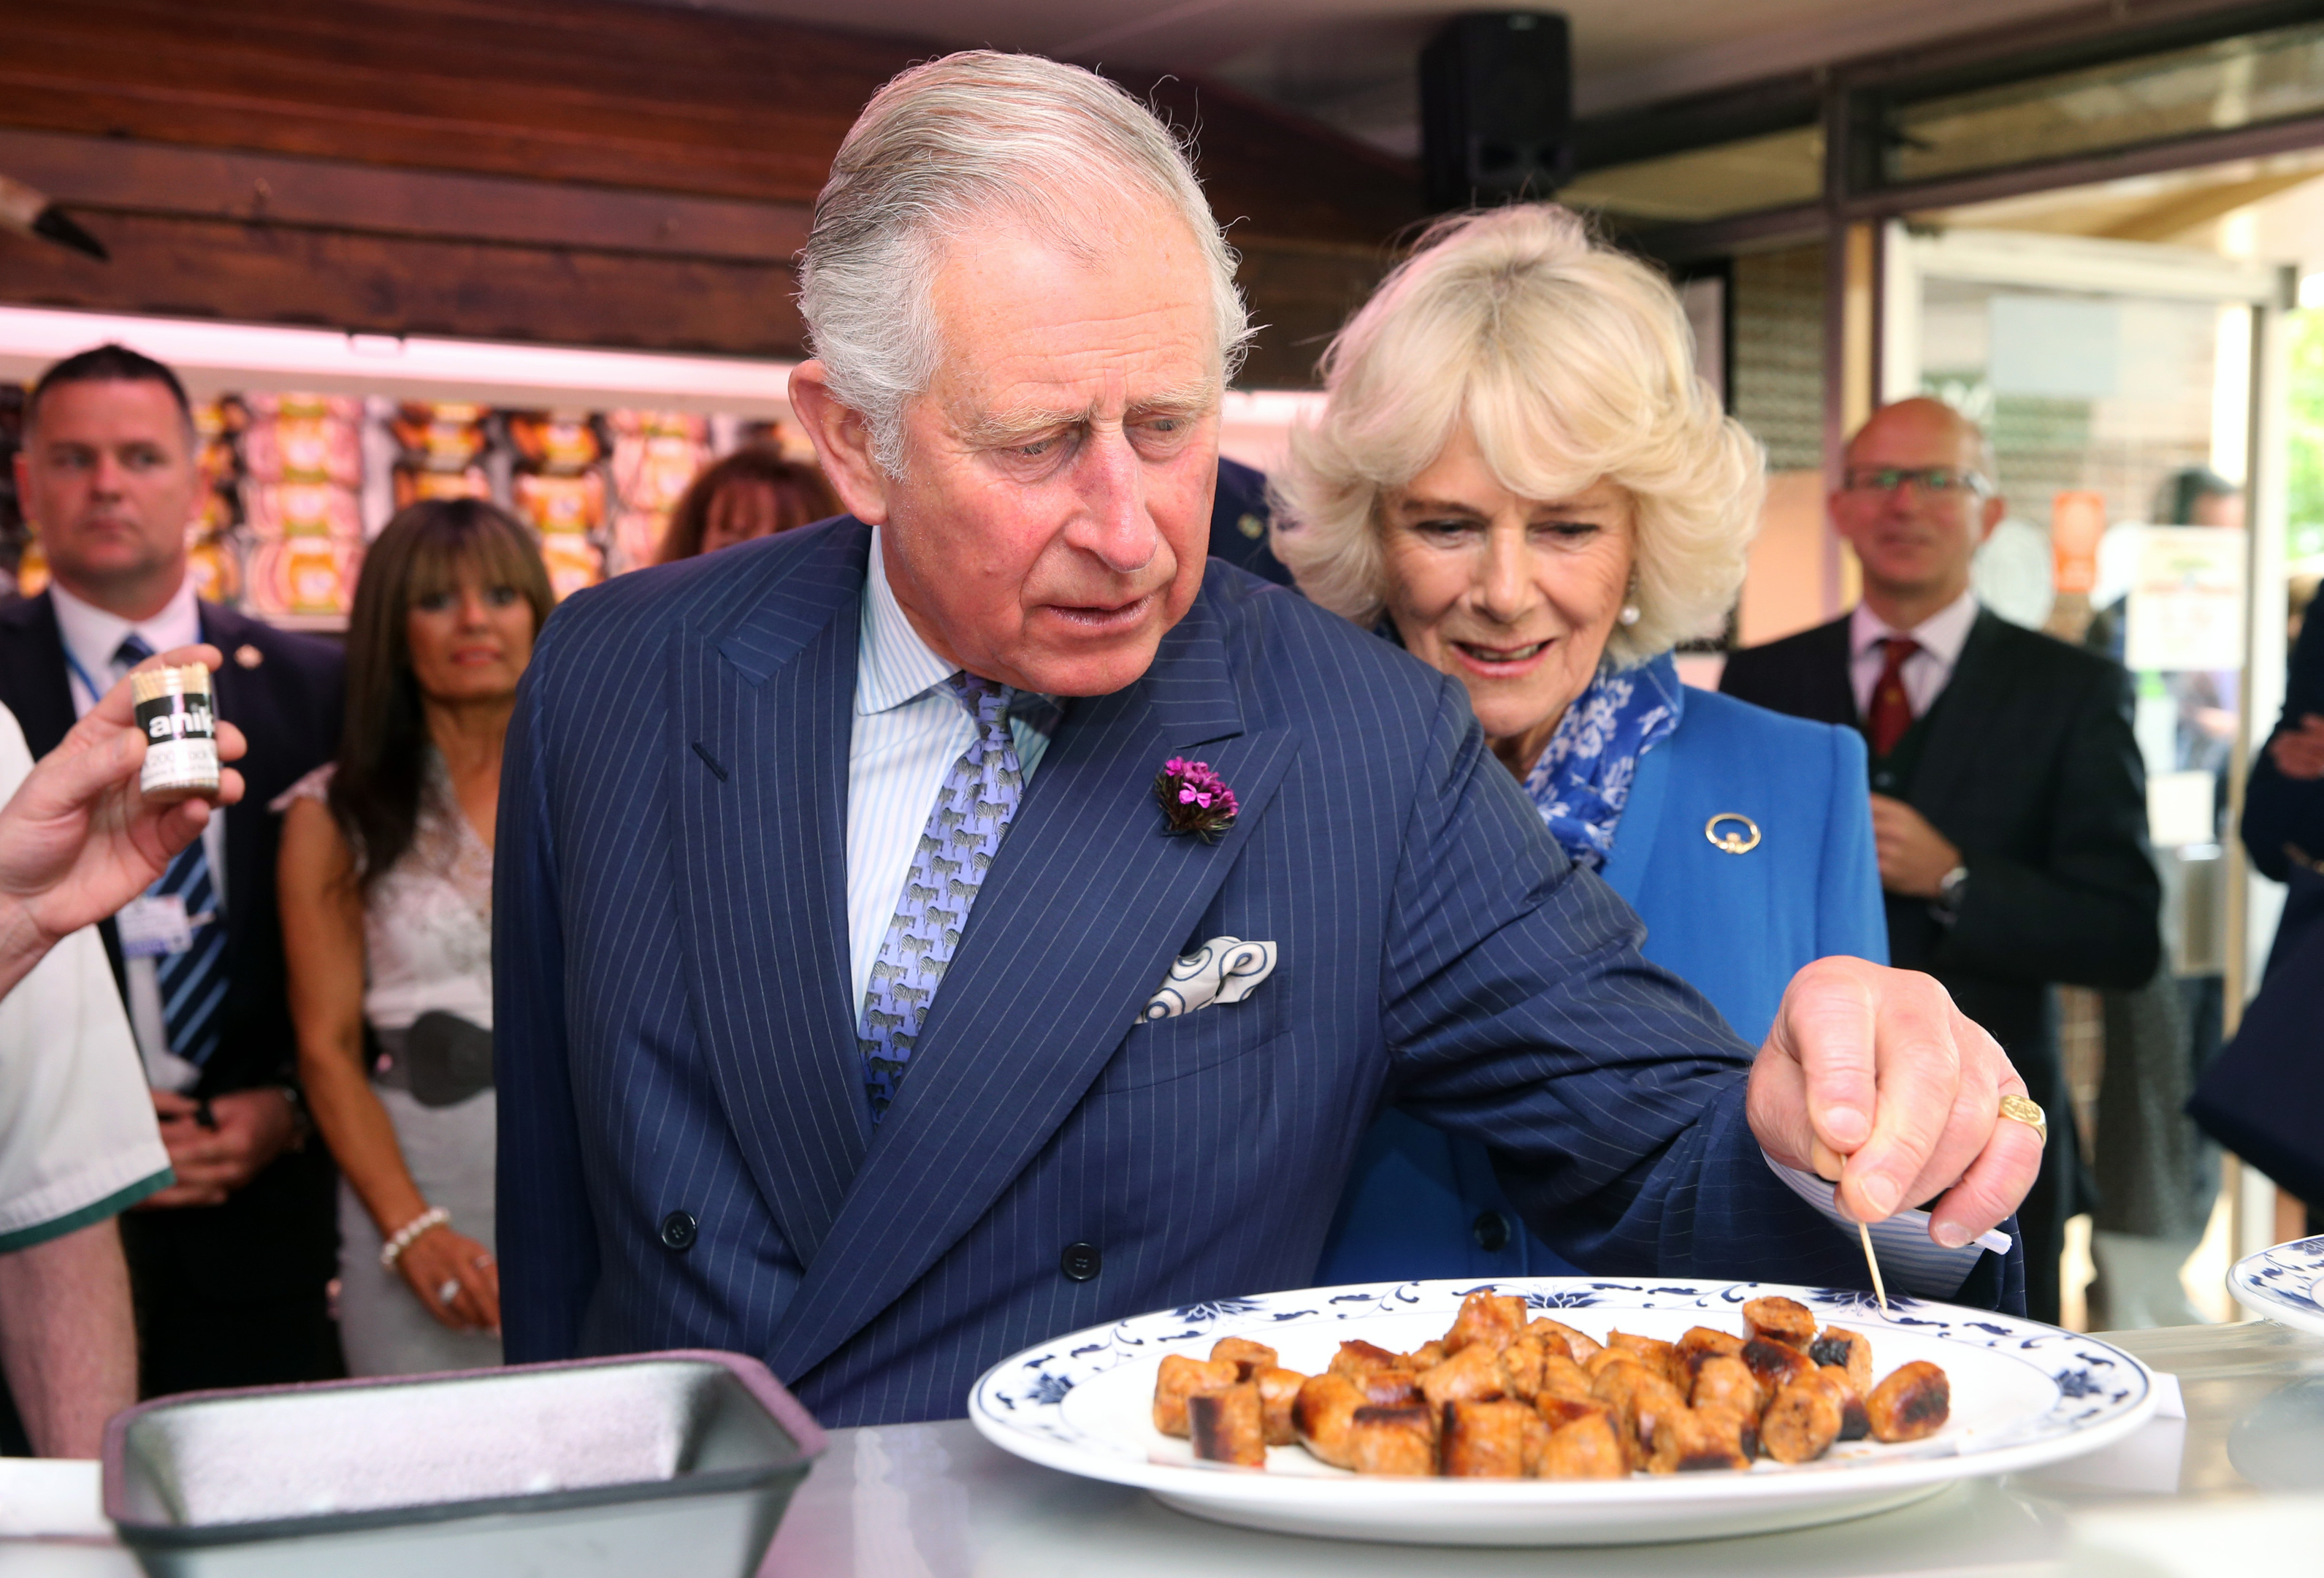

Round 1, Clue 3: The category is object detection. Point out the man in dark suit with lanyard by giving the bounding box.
[1722,396,2159,1324]
[1,345,344,1395]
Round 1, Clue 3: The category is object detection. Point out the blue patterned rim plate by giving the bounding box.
[968,1277,2157,1547]
[2229,1235,2324,1337]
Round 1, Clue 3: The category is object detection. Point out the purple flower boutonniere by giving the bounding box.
[1154,756,1238,844]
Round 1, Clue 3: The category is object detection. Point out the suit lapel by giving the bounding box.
[0,595,78,757]
[1908,610,2008,823]
[1808,617,1859,728]
[765,592,1300,1384]
[198,603,265,974]
[671,525,874,1269]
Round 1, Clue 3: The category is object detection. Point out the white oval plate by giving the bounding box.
[2230,1235,2324,1336]
[968,1278,2156,1547]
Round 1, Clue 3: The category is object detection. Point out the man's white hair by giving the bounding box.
[798,50,1253,474]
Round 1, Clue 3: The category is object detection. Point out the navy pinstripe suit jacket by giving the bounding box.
[496,517,1935,1426]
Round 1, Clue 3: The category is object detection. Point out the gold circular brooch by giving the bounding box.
[1705,813,1762,855]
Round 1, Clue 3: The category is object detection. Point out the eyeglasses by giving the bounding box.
[1843,466,1992,497]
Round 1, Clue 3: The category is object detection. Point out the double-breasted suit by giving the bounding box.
[497,519,1968,1427]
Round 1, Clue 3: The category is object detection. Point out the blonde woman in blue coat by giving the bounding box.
[1274,205,1890,1283]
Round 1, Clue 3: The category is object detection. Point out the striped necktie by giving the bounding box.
[116,634,229,1070]
[857,673,1026,1121]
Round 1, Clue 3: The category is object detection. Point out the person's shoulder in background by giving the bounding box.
[1208,457,1293,588]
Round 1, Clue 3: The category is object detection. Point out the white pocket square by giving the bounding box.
[1137,937,1277,1023]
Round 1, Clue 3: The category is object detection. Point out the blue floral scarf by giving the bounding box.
[1521,652,1683,871]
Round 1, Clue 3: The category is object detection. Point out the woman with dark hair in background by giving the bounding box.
[655,446,838,564]
[276,500,551,1374]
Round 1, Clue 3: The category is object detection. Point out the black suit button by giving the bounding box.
[1060,1241,1101,1281]
[659,1211,698,1251]
[1472,1211,1512,1253]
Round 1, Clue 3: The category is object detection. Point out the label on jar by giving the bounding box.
[133,679,219,795]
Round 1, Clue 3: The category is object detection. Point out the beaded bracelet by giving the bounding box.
[379,1205,451,1270]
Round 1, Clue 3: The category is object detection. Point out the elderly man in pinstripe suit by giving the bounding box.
[494,53,2041,1427]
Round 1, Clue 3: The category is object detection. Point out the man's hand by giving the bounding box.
[1868,793,1962,899]
[0,644,247,956]
[139,1089,295,1208]
[2270,714,2324,782]
[1748,956,2040,1250]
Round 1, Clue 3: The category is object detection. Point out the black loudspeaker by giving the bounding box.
[1420,11,1573,211]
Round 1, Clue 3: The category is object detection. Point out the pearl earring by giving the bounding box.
[1619,604,1641,627]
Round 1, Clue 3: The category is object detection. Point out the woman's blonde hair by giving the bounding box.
[1271,204,1764,668]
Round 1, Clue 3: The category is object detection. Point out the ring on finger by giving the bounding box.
[1998,1094,2047,1147]
[437,1278,463,1306]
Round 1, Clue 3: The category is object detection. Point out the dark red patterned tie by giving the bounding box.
[1865,636,1920,759]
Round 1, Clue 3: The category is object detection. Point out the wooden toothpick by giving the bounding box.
[1859,1220,1891,1317]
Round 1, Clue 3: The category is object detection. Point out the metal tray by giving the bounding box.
[102,1349,825,1577]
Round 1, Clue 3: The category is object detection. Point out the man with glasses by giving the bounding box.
[1724,396,2159,1324]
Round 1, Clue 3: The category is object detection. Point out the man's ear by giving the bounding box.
[1977,492,2006,545]
[788,361,894,526]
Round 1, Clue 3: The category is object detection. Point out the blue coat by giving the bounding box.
[1316,688,1889,1283]
[495,519,1989,1428]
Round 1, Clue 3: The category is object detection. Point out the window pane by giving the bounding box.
[1887,20,2324,185]
[1562,125,1822,224]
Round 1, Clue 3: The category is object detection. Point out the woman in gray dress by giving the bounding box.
[277,500,550,1373]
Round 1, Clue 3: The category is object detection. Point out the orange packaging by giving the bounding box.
[2052,492,2106,595]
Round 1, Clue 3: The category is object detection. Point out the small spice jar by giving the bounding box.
[130,665,221,802]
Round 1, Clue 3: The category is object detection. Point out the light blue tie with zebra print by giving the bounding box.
[857,672,1025,1121]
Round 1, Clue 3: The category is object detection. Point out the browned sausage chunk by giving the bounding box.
[1689,1353,1765,1417]
[1529,1318,1603,1365]
[1442,1398,1550,1477]
[1189,1383,1266,1467]
[1444,1290,1529,1356]
[1354,1370,1423,1406]
[1809,1325,1873,1393]
[1867,1360,1951,1443]
[1761,1373,1843,1463]
[1500,1330,1592,1403]
[1210,1336,1278,1381]
[1818,1365,1870,1442]
[1592,1362,1688,1465]
[1154,1354,1241,1437]
[1675,1326,1745,1379]
[1537,1411,1629,1479]
[1256,1367,1305,1446]
[1534,1394,1618,1433]
[1605,1331,1686,1390]
[1293,1372,1366,1468]
[1743,1296,1819,1350]
[1405,1341,1448,1371]
[1331,1339,1409,1379]
[1419,1341,1507,1409]
[1740,1335,1816,1393]
[1648,1404,1755,1473]
[1348,1403,1437,1475]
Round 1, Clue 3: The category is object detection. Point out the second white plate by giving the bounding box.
[968,1277,2156,1547]
[2230,1235,2324,1336]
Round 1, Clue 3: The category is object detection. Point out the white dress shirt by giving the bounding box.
[844,529,1055,1016]
[51,577,221,1089]
[0,706,172,1247]
[1849,588,1979,722]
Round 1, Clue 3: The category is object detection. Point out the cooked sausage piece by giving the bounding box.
[1419,1341,1506,1409]
[1761,1372,1843,1463]
[1348,1403,1437,1475]
[1499,1330,1592,1403]
[1675,1325,1745,1378]
[1818,1365,1870,1442]
[1689,1353,1765,1417]
[1188,1383,1266,1467]
[1529,1317,1603,1365]
[1584,1346,1648,1380]
[1354,1370,1423,1406]
[1647,1404,1755,1474]
[1809,1325,1873,1392]
[1592,1362,1687,1465]
[1210,1336,1279,1381]
[1405,1341,1448,1371]
[1605,1331,1686,1390]
[1740,1335,1816,1393]
[1293,1372,1367,1468]
[1256,1367,1305,1446]
[1441,1398,1549,1478]
[1743,1296,1819,1351]
[1154,1354,1241,1437]
[1444,1290,1529,1356]
[1535,1394,1618,1433]
[1331,1339,1409,1379]
[1537,1411,1629,1479]
[1867,1360,1950,1443]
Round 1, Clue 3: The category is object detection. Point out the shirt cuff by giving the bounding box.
[1764,1153,2008,1299]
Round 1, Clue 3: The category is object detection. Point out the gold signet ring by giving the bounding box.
[1705,813,1762,854]
[1998,1094,2047,1146]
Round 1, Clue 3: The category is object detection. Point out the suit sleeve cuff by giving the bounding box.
[1763,1152,2008,1298]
